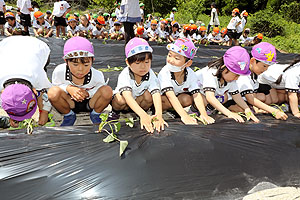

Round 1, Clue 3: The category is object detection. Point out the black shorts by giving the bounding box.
[223,99,236,108]
[257,84,272,95]
[236,32,242,39]
[54,16,67,27]
[20,13,31,27]
[0,12,5,25]
[72,99,92,114]
[227,29,237,39]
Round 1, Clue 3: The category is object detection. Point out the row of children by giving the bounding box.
[1,36,299,132]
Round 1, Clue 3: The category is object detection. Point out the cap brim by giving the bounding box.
[7,104,37,122]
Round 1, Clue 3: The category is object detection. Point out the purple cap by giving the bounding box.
[251,42,277,65]
[223,46,251,75]
[63,36,94,59]
[125,37,153,58]
[1,84,37,121]
[167,38,197,59]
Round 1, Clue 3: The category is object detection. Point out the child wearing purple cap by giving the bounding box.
[48,36,113,126]
[228,42,288,120]
[112,37,167,133]
[195,46,259,123]
[158,38,215,125]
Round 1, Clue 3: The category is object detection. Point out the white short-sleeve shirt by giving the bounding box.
[67,25,80,35]
[52,1,71,17]
[197,34,208,40]
[0,36,52,92]
[92,26,104,36]
[32,20,51,29]
[158,66,200,96]
[171,31,180,40]
[79,23,94,32]
[0,0,5,12]
[227,16,241,30]
[17,0,32,15]
[207,33,222,42]
[52,63,106,98]
[236,17,247,33]
[236,74,259,97]
[257,64,288,89]
[209,8,220,26]
[4,22,23,35]
[195,66,239,96]
[282,63,300,93]
[146,27,159,38]
[170,12,175,21]
[109,26,124,34]
[114,67,160,99]
[158,28,169,39]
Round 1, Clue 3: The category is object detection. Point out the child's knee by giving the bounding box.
[98,85,113,100]
[181,94,193,107]
[143,90,153,104]
[48,86,64,102]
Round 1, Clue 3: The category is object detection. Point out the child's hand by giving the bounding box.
[273,109,288,120]
[246,111,260,123]
[140,113,154,133]
[39,110,49,126]
[200,114,215,125]
[227,112,245,123]
[67,86,89,102]
[181,115,197,125]
[152,115,168,133]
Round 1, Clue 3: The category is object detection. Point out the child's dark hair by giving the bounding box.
[208,57,226,80]
[275,55,300,84]
[67,57,93,64]
[127,52,152,65]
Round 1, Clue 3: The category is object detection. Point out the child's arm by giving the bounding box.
[244,93,288,120]
[45,28,53,38]
[193,93,215,124]
[231,93,260,123]
[165,91,197,124]
[122,90,154,133]
[33,28,39,37]
[152,92,168,132]
[206,91,244,122]
[288,92,300,118]
[4,28,12,36]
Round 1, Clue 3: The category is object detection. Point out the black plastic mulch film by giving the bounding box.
[0,37,299,200]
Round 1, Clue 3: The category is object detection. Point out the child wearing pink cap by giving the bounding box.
[112,37,167,133]
[228,42,288,120]
[48,36,113,126]
[195,46,260,123]
[158,38,215,125]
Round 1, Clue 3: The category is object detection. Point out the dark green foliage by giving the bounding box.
[280,1,300,24]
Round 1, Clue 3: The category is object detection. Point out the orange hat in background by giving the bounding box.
[85,13,91,21]
[190,24,198,30]
[257,33,263,39]
[213,27,220,33]
[34,11,44,19]
[243,12,248,17]
[151,20,157,25]
[221,28,227,34]
[68,16,76,23]
[5,12,15,18]
[199,26,207,31]
[160,19,168,24]
[97,16,105,25]
[137,26,144,35]
[232,8,240,13]
[171,21,179,26]
[183,24,191,31]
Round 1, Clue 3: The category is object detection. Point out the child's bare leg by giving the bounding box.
[48,86,74,114]
[255,93,266,103]
[88,85,113,113]
[56,26,60,37]
[277,89,287,104]
[61,26,66,36]
[161,95,172,110]
[177,93,193,108]
[228,104,244,112]
[136,90,153,110]
[112,93,130,111]
[270,89,279,104]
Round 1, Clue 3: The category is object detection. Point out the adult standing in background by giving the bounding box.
[17,0,33,35]
[140,2,145,26]
[119,0,141,44]
[170,7,177,21]
[0,0,6,35]
[51,0,71,38]
[207,2,219,34]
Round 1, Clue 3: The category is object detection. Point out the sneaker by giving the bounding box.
[107,111,120,121]
[90,112,102,124]
[61,113,76,126]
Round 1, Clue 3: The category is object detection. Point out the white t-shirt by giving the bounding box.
[17,0,32,15]
[158,66,200,96]
[282,63,300,93]
[92,26,104,36]
[52,1,71,17]
[195,66,239,96]
[170,12,175,21]
[209,8,220,26]
[158,27,169,39]
[239,35,252,44]
[236,74,259,97]
[52,63,106,98]
[197,34,208,40]
[257,64,288,89]
[140,8,144,16]
[4,21,23,35]
[115,7,120,20]
[67,25,80,35]
[236,17,247,33]
[0,0,5,12]
[109,26,124,34]
[227,16,241,30]
[114,67,160,99]
[0,36,52,92]
[79,23,94,32]
[179,31,192,40]
[171,31,180,40]
[32,20,51,29]
[222,35,230,42]
[207,33,222,42]
[109,18,115,29]
[146,27,159,38]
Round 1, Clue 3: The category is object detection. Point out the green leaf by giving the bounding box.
[119,140,128,156]
[98,121,106,132]
[125,118,134,128]
[100,113,108,122]
[114,122,121,133]
[103,133,116,143]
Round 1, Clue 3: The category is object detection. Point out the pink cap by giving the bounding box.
[63,36,94,59]
[167,38,197,59]
[1,84,37,121]
[223,46,251,75]
[251,42,277,65]
[125,37,153,58]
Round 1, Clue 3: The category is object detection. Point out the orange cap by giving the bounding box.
[85,13,91,21]
[199,26,207,31]
[232,8,240,13]
[97,16,105,25]
[183,24,191,31]
[257,33,263,39]
[137,26,144,35]
[171,21,178,26]
[5,12,15,18]
[221,28,227,34]
[243,12,248,17]
[213,27,220,33]
[34,11,44,19]
[190,24,198,30]
[160,19,168,24]
[68,16,76,23]
[151,20,157,25]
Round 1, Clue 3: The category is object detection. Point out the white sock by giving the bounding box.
[65,110,75,116]
[91,109,100,115]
